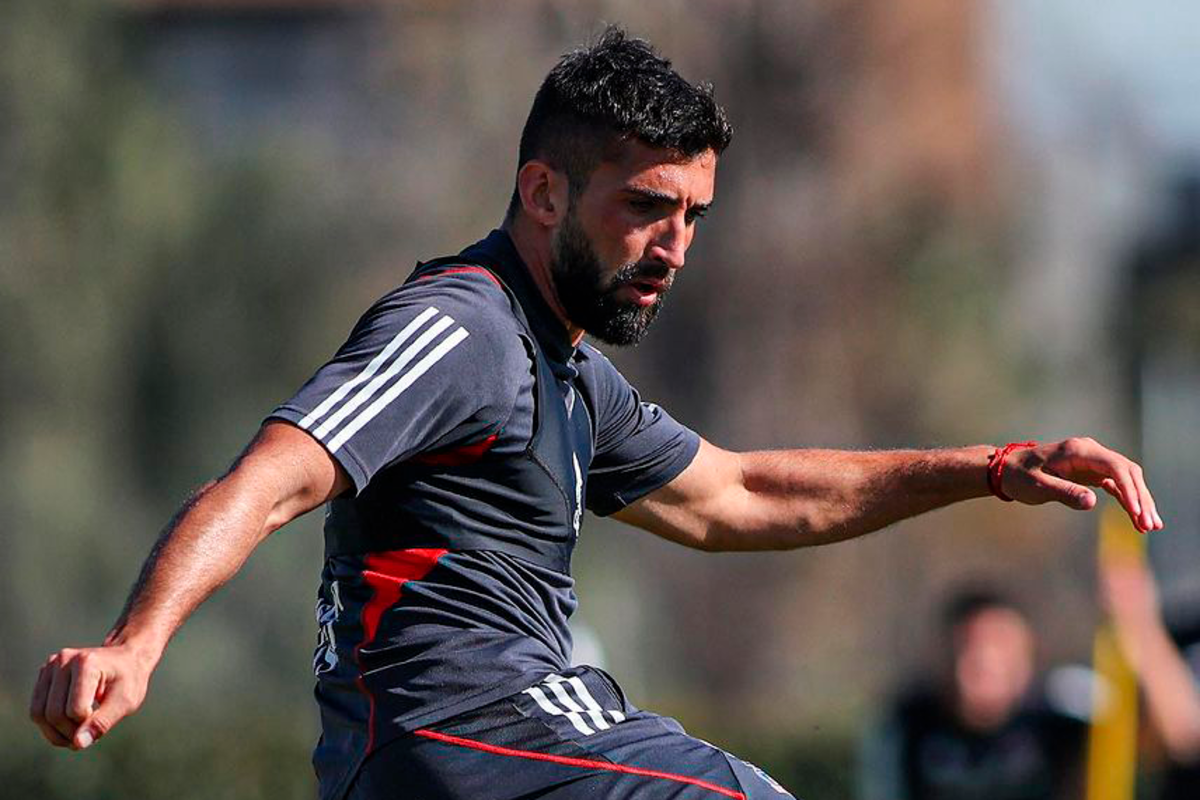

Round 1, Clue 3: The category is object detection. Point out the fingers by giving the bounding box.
[44,654,79,743]
[1113,465,1149,532]
[68,654,103,726]
[30,648,126,750]
[1036,472,1096,510]
[1128,461,1164,531]
[1098,460,1161,533]
[1048,438,1164,533]
[30,658,71,747]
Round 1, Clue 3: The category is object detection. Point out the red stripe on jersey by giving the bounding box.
[417,265,502,287]
[412,728,748,800]
[412,433,499,466]
[354,548,448,754]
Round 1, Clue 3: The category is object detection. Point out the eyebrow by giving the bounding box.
[624,186,712,214]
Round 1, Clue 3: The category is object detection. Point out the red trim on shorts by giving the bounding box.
[354,548,449,754]
[412,728,747,800]
[411,433,499,466]
[417,265,502,287]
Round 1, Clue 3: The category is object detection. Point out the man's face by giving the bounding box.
[549,141,716,346]
[952,607,1036,731]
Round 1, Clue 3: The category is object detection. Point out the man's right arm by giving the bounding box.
[29,421,349,751]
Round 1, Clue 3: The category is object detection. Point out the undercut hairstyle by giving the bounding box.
[506,26,733,221]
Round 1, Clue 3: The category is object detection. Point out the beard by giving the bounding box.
[549,209,671,347]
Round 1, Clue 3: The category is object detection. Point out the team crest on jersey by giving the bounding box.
[312,581,343,675]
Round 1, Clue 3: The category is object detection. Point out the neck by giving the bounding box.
[503,216,586,346]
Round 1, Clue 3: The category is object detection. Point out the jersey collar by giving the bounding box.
[460,229,577,367]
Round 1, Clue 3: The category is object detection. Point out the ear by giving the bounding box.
[516,160,569,227]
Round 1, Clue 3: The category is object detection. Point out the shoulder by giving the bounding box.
[574,341,630,393]
[576,341,615,369]
[358,268,528,362]
[347,267,531,409]
[370,267,519,337]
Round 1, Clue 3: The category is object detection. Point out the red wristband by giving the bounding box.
[987,441,1038,502]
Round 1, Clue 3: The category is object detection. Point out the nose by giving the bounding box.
[648,213,689,271]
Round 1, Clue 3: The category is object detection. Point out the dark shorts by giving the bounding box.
[345,666,797,800]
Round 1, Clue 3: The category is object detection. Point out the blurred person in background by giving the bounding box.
[854,587,1099,800]
[860,563,1200,800]
[30,26,1164,800]
[858,587,1090,800]
[1100,557,1200,800]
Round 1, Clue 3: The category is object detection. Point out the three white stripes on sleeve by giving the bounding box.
[523,674,627,736]
[298,306,470,454]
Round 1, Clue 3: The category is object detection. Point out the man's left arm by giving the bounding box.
[614,437,1163,551]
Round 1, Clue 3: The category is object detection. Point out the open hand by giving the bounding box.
[30,643,153,750]
[1001,437,1163,533]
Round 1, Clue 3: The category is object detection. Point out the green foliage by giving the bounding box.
[0,697,317,800]
[1,7,355,797]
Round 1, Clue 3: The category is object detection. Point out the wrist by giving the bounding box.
[104,627,167,670]
[935,445,998,500]
[987,441,1038,501]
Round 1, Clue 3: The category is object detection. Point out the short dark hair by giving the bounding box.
[506,26,732,221]
[941,586,1026,636]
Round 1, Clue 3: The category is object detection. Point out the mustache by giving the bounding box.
[611,262,674,290]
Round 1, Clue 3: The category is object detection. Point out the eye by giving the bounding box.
[629,197,655,213]
[685,207,708,225]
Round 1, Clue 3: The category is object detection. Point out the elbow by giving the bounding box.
[209,466,292,542]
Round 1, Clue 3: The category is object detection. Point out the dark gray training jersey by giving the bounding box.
[267,229,700,800]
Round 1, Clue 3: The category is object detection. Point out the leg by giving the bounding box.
[346,667,797,800]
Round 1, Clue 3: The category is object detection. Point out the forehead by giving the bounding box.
[588,139,717,201]
[957,608,1032,644]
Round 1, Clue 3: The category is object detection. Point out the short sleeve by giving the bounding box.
[268,271,528,493]
[578,344,700,516]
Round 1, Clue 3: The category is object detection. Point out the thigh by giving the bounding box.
[346,667,797,800]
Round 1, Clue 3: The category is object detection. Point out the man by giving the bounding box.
[31,28,1162,800]
[858,589,1090,800]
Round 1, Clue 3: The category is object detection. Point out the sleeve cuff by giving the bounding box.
[265,407,371,494]
[589,431,701,517]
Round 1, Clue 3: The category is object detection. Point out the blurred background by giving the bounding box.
[2,0,1198,797]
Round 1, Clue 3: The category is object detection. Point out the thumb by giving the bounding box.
[74,684,128,750]
[1038,472,1097,510]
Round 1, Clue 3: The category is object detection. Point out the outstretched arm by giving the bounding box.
[1102,557,1200,764]
[29,421,349,751]
[614,437,1162,551]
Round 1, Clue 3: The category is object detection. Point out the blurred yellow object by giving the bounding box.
[1086,503,1144,800]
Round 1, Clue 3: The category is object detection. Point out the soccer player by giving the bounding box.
[31,28,1163,799]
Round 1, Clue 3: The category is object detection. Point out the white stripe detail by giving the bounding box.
[523,685,595,735]
[299,307,440,431]
[313,314,455,441]
[564,675,625,726]
[545,677,610,732]
[326,326,469,453]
